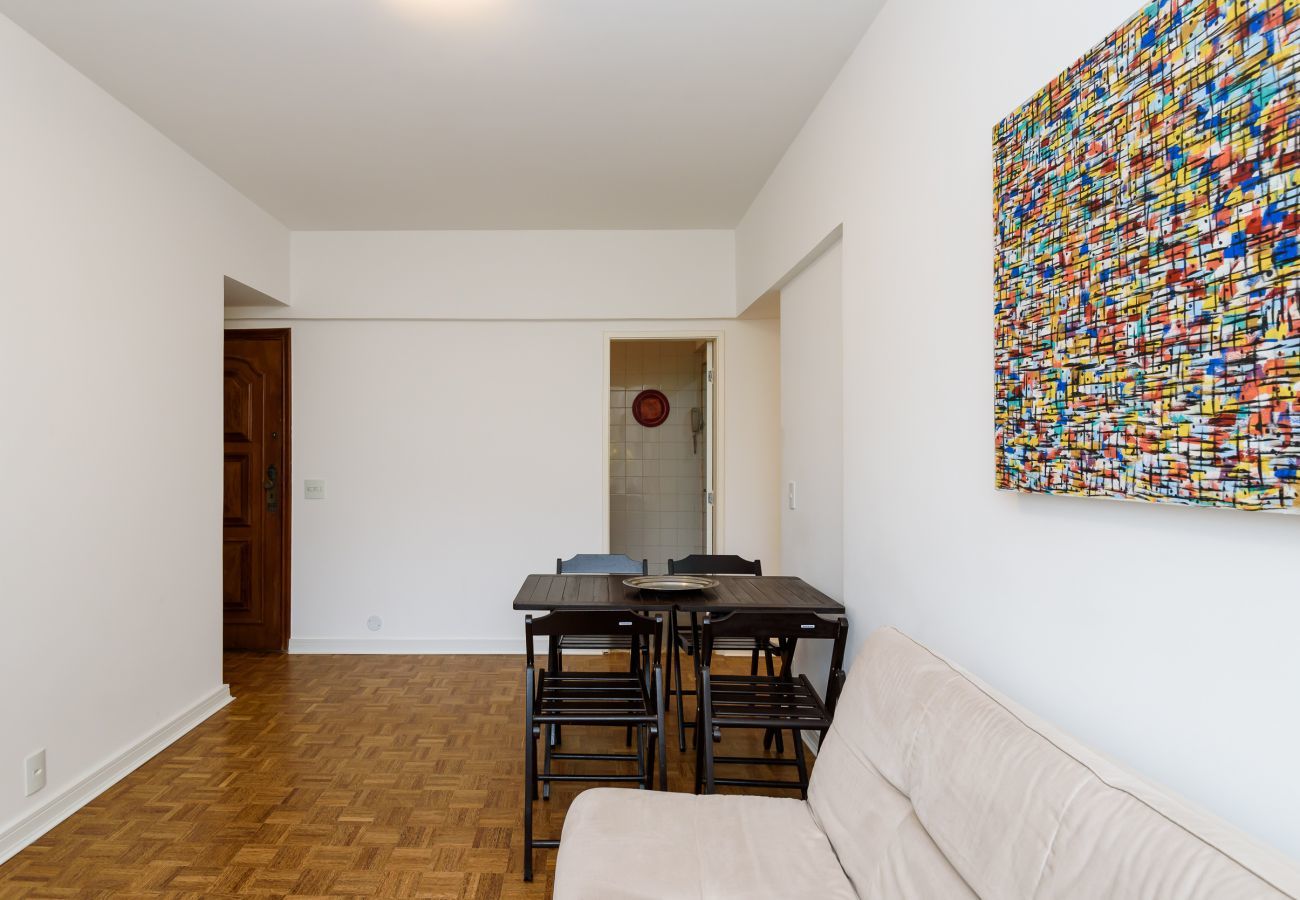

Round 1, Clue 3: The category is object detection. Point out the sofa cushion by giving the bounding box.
[808,734,977,898]
[1035,777,1298,897]
[553,788,856,900]
[810,627,1300,900]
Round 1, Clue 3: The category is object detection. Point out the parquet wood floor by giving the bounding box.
[0,652,814,899]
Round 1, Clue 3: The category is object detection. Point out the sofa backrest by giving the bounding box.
[808,627,1300,899]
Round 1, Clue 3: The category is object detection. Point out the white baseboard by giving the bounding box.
[0,684,233,866]
[288,637,526,654]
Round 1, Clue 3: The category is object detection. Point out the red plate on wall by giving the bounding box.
[632,389,670,427]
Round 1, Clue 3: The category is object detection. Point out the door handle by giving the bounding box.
[263,464,279,513]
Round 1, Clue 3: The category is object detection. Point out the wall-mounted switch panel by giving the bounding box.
[304,480,325,500]
[787,481,797,510]
[25,749,46,797]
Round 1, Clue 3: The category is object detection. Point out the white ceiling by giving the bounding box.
[1,0,884,229]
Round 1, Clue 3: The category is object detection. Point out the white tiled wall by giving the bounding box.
[610,340,708,574]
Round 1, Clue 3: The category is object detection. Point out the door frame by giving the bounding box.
[223,326,292,652]
[602,331,723,556]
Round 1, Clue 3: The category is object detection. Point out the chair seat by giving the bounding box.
[557,634,636,651]
[537,671,655,722]
[706,673,832,732]
[554,788,856,900]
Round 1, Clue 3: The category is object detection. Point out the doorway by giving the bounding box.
[223,328,291,652]
[608,338,716,575]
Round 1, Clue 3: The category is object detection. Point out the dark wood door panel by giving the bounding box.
[223,329,290,652]
[222,539,257,619]
[224,359,263,443]
[223,454,254,526]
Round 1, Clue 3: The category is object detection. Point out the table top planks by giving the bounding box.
[511,573,844,614]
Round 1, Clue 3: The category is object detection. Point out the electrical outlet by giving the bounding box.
[25,749,46,797]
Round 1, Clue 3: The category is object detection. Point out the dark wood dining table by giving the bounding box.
[511,573,845,615]
[513,573,846,754]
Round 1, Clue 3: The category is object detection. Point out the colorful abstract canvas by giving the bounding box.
[994,0,1300,510]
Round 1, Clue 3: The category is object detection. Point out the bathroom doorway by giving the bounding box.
[608,337,716,575]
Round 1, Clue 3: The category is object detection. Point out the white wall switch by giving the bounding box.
[787,481,797,510]
[25,749,46,797]
[304,479,325,500]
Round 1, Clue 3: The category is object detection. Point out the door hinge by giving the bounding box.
[707,492,714,505]
[707,369,714,384]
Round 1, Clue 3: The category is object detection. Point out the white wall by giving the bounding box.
[0,12,288,857]
[737,0,1300,860]
[780,240,844,601]
[229,317,778,649]
[229,229,778,650]
[255,230,733,320]
[779,241,845,693]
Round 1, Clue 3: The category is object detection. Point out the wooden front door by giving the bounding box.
[223,329,290,652]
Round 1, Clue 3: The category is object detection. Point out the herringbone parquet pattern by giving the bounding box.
[0,652,811,899]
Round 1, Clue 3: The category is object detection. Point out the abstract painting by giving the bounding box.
[994,0,1299,510]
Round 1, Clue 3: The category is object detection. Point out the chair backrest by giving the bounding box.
[667,554,761,576]
[557,553,648,575]
[700,611,849,711]
[525,609,663,669]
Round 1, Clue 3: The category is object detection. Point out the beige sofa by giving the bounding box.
[554,627,1300,899]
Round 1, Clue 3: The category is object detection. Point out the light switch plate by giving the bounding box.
[304,479,325,500]
[25,749,46,797]
[787,481,797,510]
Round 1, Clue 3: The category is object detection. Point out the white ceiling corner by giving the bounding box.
[1,0,884,228]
